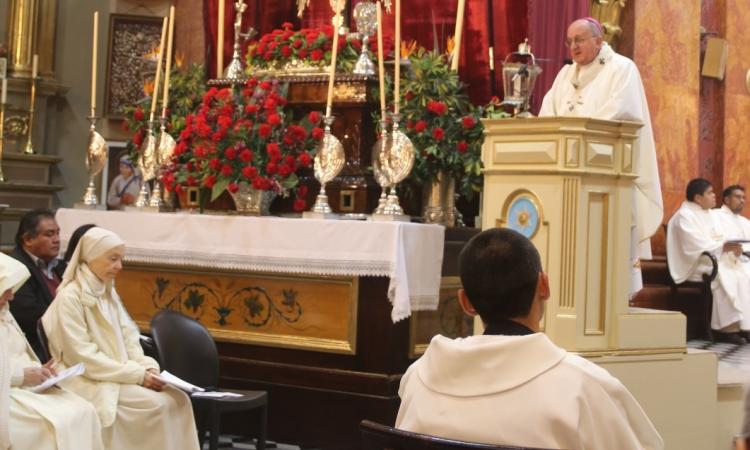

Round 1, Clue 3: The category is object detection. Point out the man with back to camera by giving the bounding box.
[539,17,663,298]
[666,178,750,344]
[395,227,664,450]
[10,208,66,359]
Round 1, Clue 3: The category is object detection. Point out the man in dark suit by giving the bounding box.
[10,208,65,360]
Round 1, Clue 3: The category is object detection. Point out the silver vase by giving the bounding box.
[229,182,275,215]
[422,171,456,226]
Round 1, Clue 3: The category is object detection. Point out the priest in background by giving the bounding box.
[717,185,750,240]
[666,178,750,344]
[0,252,103,450]
[539,17,663,296]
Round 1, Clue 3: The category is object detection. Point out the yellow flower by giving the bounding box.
[445,36,455,56]
[143,78,155,97]
[401,40,417,59]
[143,45,160,62]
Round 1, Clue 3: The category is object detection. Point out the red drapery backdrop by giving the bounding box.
[202,1,594,105]
[526,0,589,113]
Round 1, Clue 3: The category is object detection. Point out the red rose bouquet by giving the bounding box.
[246,22,393,73]
[162,77,324,212]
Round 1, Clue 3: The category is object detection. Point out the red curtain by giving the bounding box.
[203,0,529,104]
[526,0,589,113]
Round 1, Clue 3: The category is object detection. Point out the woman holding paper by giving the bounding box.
[42,227,199,450]
[0,252,102,450]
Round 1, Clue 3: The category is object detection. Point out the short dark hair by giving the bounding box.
[686,178,712,202]
[15,208,56,248]
[64,224,97,264]
[722,184,745,200]
[458,228,542,323]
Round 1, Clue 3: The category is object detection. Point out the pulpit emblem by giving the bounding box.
[504,193,542,239]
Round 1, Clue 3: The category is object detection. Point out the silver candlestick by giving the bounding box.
[133,121,158,208]
[224,0,257,80]
[304,116,345,219]
[372,113,414,221]
[74,116,107,209]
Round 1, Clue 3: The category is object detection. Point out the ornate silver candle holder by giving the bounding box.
[352,1,376,76]
[73,116,107,209]
[304,116,345,219]
[371,113,414,222]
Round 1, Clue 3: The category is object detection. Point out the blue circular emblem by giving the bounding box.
[507,196,540,239]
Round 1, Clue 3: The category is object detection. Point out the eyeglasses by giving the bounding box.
[565,35,595,48]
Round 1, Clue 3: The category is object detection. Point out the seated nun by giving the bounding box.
[0,252,102,450]
[41,227,200,450]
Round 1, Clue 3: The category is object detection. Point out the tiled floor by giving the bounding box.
[688,339,750,385]
[202,436,303,450]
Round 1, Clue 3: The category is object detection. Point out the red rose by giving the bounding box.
[312,127,324,140]
[263,98,277,111]
[297,48,308,59]
[174,184,183,194]
[266,142,280,155]
[174,141,187,156]
[133,107,145,121]
[239,149,253,162]
[308,111,321,123]
[252,177,266,190]
[187,175,197,186]
[432,127,445,141]
[414,120,427,133]
[246,77,258,89]
[283,134,294,146]
[258,124,272,138]
[278,165,292,177]
[281,21,294,30]
[310,49,324,61]
[298,152,312,167]
[242,166,258,179]
[245,104,258,115]
[224,148,237,160]
[209,158,221,170]
[462,116,476,129]
[203,175,217,188]
[293,199,307,212]
[281,45,292,57]
[350,38,362,51]
[267,113,281,126]
[228,182,239,193]
[297,185,309,197]
[292,39,303,49]
[221,164,233,177]
[456,141,469,153]
[266,162,278,175]
[259,81,272,90]
[132,131,144,147]
[428,101,448,116]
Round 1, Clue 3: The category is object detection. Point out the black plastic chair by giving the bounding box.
[663,224,719,340]
[360,420,557,450]
[35,319,51,364]
[150,310,267,450]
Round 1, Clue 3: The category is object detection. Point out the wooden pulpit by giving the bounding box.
[480,117,685,353]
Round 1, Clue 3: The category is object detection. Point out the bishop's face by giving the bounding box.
[566,21,603,66]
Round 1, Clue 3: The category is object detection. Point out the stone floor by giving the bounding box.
[202,437,305,450]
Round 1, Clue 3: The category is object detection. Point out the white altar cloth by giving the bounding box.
[56,209,445,322]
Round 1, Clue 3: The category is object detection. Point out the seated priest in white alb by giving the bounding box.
[539,17,663,296]
[396,228,663,450]
[717,185,750,241]
[666,178,750,344]
[41,227,200,450]
[0,252,103,450]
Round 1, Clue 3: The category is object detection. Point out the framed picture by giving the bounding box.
[102,141,128,210]
[104,14,164,119]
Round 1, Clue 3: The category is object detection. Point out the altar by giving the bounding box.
[55,208,469,449]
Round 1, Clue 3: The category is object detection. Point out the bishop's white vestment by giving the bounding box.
[666,201,750,330]
[396,333,664,450]
[539,42,663,294]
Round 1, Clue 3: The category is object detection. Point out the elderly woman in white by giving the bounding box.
[0,252,102,450]
[42,227,199,450]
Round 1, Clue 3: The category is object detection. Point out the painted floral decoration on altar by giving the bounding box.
[161,77,324,211]
[245,22,393,73]
[376,47,484,198]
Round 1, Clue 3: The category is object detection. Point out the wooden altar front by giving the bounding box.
[55,209,474,449]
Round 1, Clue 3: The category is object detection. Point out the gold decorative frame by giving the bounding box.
[497,188,546,240]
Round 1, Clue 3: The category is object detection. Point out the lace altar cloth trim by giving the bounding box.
[56,209,445,322]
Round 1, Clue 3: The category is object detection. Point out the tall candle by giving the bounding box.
[393,0,401,115]
[1,78,6,105]
[217,0,225,77]
[161,6,176,117]
[325,5,342,117]
[31,54,38,79]
[376,2,386,115]
[451,0,466,71]
[150,17,169,121]
[91,11,98,115]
